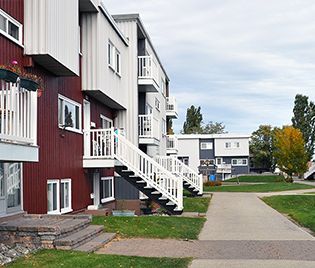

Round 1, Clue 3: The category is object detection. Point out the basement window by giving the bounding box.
[100,177,114,203]
[0,9,22,45]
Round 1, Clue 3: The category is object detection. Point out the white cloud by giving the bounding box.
[104,0,315,134]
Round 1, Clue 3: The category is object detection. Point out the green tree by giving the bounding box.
[292,94,315,160]
[273,126,308,181]
[182,105,203,134]
[202,121,227,134]
[250,125,275,171]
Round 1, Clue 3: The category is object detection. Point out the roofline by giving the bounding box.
[113,14,170,81]
[175,134,250,139]
[99,3,129,46]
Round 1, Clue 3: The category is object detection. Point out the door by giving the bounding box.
[83,100,91,157]
[0,163,5,215]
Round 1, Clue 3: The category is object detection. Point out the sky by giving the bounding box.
[104,0,315,134]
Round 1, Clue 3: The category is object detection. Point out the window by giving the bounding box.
[225,142,240,149]
[100,177,114,203]
[200,159,215,166]
[47,180,60,215]
[60,179,72,214]
[146,104,153,115]
[100,115,113,129]
[161,79,165,95]
[200,142,213,150]
[0,9,22,45]
[6,163,21,209]
[58,95,82,133]
[216,158,222,165]
[47,179,72,215]
[155,98,160,111]
[115,49,121,74]
[162,119,166,135]
[178,157,189,166]
[232,159,248,166]
[108,41,114,67]
[225,142,231,148]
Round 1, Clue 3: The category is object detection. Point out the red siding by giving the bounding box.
[0,0,23,23]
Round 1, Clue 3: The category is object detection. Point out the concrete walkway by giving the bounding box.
[97,192,315,267]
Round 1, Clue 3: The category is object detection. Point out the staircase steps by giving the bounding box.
[73,232,116,253]
[183,181,203,197]
[116,165,183,215]
[55,225,103,250]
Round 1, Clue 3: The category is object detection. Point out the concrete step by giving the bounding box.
[54,225,103,250]
[74,233,116,253]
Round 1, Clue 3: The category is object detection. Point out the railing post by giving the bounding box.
[199,174,203,195]
[177,176,183,211]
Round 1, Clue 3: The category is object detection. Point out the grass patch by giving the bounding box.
[7,250,191,268]
[183,197,211,213]
[226,175,285,183]
[204,182,314,192]
[262,195,315,233]
[92,216,206,240]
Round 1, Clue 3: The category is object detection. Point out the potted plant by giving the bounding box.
[112,200,135,216]
[0,61,20,83]
[19,72,43,92]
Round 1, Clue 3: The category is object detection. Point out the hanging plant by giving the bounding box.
[0,60,21,83]
[19,69,44,92]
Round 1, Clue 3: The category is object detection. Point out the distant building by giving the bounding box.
[167,134,250,180]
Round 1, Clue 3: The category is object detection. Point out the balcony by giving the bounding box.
[138,115,160,146]
[83,128,115,168]
[0,80,38,162]
[166,135,178,155]
[138,56,159,93]
[216,164,232,174]
[166,97,178,119]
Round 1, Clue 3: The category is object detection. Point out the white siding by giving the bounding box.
[24,0,80,75]
[214,138,249,157]
[177,138,200,173]
[81,11,128,109]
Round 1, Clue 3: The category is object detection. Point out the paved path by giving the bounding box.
[97,192,315,267]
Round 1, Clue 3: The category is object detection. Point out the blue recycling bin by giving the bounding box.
[209,174,216,181]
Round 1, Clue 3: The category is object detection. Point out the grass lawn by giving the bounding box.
[204,182,314,193]
[7,250,191,268]
[183,197,211,213]
[262,195,315,233]
[226,175,285,183]
[92,216,206,240]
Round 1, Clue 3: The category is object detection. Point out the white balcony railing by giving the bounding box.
[0,80,37,145]
[138,56,158,83]
[138,114,160,140]
[216,164,232,173]
[166,135,178,153]
[166,97,178,118]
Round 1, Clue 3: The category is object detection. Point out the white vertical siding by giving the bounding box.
[177,138,200,173]
[214,138,250,157]
[24,0,80,75]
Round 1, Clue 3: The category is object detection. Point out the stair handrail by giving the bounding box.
[304,164,315,179]
[113,131,183,211]
[155,156,203,195]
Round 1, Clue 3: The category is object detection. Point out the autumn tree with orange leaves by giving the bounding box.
[273,126,308,181]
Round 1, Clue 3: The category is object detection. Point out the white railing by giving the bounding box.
[139,114,159,140]
[166,135,178,151]
[138,56,159,83]
[216,164,232,173]
[0,80,37,145]
[155,156,203,195]
[83,128,114,159]
[304,164,315,179]
[166,96,178,115]
[114,132,183,211]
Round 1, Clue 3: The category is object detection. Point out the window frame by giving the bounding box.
[108,40,114,69]
[155,97,160,111]
[47,180,60,215]
[200,142,213,150]
[100,176,115,203]
[115,48,121,76]
[58,94,82,134]
[0,9,23,46]
[100,115,113,129]
[60,179,72,214]
[231,158,248,166]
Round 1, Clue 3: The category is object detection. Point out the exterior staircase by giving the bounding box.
[304,164,315,180]
[114,132,183,214]
[155,156,203,196]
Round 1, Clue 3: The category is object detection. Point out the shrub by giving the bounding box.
[204,180,222,187]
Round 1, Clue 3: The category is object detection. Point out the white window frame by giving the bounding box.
[162,119,166,136]
[155,98,160,111]
[47,180,60,215]
[58,94,82,134]
[0,9,23,46]
[115,49,121,76]
[225,142,231,149]
[200,142,213,150]
[101,176,115,203]
[216,158,223,165]
[231,159,248,166]
[100,115,113,129]
[108,40,114,69]
[60,179,72,214]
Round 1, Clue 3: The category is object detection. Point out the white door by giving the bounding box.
[0,163,6,215]
[83,100,91,157]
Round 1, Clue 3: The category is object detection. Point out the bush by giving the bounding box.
[204,180,222,187]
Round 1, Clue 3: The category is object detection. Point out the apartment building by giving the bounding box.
[168,134,250,180]
[0,0,201,218]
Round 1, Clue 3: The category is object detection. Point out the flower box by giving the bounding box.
[0,68,19,83]
[20,78,39,91]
